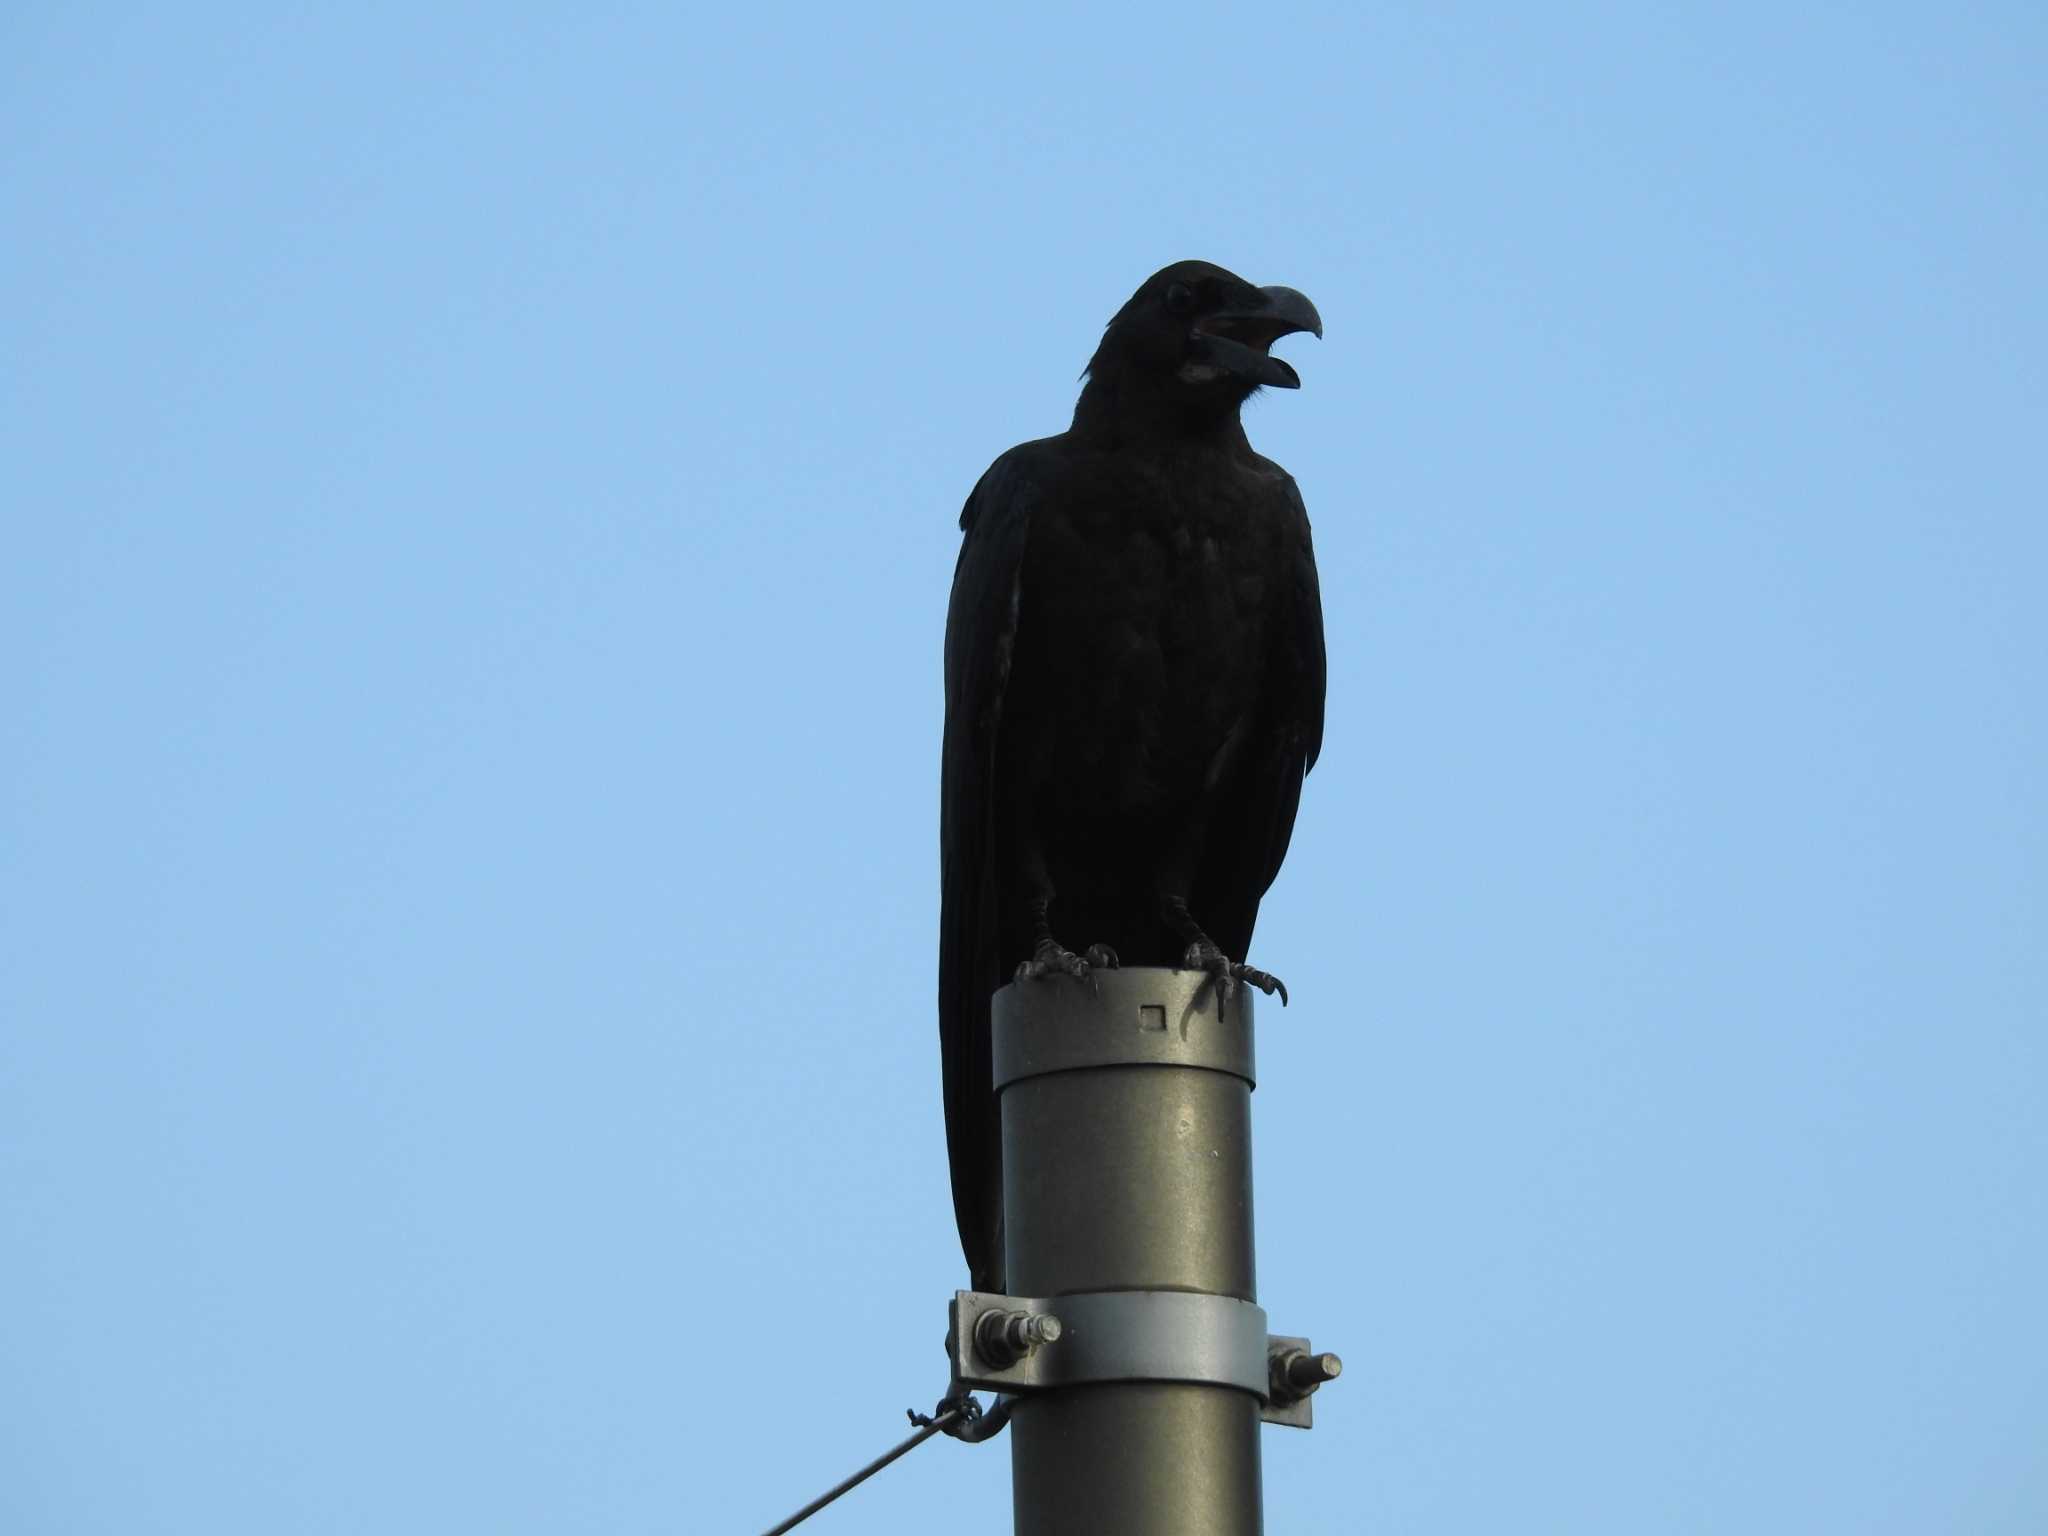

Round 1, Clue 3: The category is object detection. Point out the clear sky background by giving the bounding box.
[3,5,2042,1533]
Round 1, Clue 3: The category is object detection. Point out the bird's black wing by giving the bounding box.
[1196,473,1327,960]
[938,444,1042,1292]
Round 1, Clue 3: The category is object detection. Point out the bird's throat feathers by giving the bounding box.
[1071,353,1260,446]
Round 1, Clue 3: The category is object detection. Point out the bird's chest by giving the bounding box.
[1016,466,1278,801]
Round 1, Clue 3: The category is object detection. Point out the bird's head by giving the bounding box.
[1083,260,1323,420]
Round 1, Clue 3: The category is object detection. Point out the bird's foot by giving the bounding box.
[1015,940,1119,986]
[1181,940,1288,1017]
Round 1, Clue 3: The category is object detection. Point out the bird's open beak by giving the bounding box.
[1192,285,1324,389]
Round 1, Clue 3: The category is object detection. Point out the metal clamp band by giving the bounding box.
[952,1288,1268,1396]
[949,1289,1338,1429]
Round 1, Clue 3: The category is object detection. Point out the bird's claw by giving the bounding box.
[1016,939,1120,995]
[1180,942,1288,1018]
[1015,946,1089,984]
[1237,964,1288,1007]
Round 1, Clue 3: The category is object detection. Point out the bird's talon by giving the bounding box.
[1172,940,1287,1018]
[1238,965,1288,1005]
[1017,939,1100,987]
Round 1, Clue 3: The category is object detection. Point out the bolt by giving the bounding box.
[974,1307,1063,1367]
[1269,1347,1342,1402]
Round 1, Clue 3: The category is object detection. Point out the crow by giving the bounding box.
[939,261,1327,1293]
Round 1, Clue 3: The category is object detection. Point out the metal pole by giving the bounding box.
[995,966,1263,1536]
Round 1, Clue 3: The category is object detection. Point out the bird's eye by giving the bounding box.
[1165,282,1195,316]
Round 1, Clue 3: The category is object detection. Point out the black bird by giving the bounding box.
[939,261,1327,1292]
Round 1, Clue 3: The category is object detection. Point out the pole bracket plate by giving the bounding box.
[949,1290,1333,1429]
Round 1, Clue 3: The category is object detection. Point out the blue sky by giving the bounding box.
[3,5,2042,1532]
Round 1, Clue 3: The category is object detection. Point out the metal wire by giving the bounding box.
[758,1403,966,1535]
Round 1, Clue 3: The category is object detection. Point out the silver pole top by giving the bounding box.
[991,965,1257,1092]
